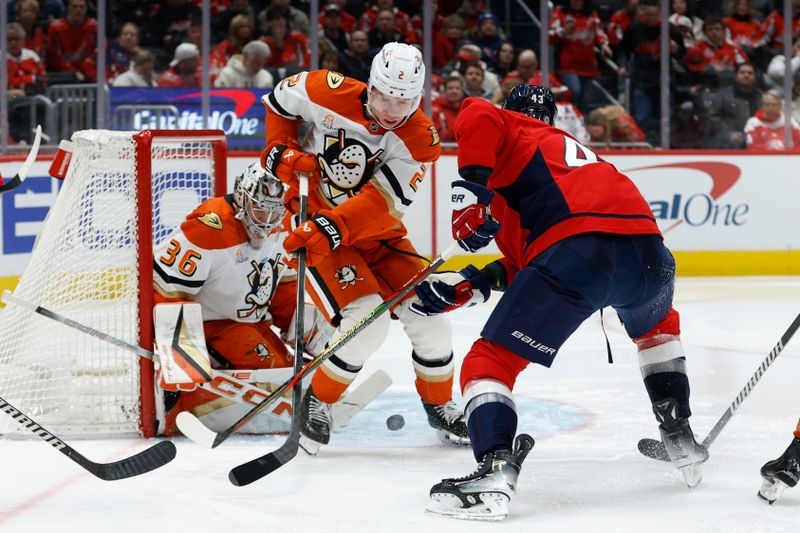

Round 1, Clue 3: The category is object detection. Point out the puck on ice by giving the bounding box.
[386,414,405,431]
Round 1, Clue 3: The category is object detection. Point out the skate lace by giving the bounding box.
[434,401,463,424]
[307,396,331,425]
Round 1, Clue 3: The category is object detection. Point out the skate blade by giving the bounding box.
[679,462,704,488]
[299,435,321,456]
[758,478,789,504]
[426,492,509,521]
[435,429,471,446]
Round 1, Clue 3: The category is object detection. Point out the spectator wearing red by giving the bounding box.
[724,0,764,50]
[759,1,800,52]
[608,0,639,48]
[432,14,465,71]
[410,0,444,44]
[15,0,45,59]
[158,42,201,87]
[360,0,416,44]
[431,73,465,142]
[317,1,357,33]
[501,49,571,102]
[455,0,486,35]
[686,16,749,85]
[367,9,407,52]
[46,0,98,82]
[745,91,800,150]
[107,22,141,82]
[6,22,46,94]
[548,0,613,112]
[210,14,255,79]
[261,5,310,69]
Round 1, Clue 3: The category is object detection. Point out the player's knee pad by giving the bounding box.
[396,299,453,358]
[332,293,390,367]
[459,338,530,392]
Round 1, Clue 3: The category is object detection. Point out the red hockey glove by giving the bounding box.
[261,143,319,185]
[283,212,346,267]
[410,265,491,316]
[451,180,500,253]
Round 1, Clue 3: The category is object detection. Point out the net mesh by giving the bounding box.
[0,130,219,438]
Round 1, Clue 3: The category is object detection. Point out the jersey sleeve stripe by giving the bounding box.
[154,261,205,288]
[377,165,412,207]
[267,92,302,120]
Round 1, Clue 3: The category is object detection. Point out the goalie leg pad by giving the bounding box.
[154,302,212,388]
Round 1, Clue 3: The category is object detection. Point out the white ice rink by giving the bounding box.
[1,276,799,533]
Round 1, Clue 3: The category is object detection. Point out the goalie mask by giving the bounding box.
[367,42,425,130]
[503,83,558,126]
[233,163,285,243]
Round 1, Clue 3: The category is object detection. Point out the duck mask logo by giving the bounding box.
[317,129,384,204]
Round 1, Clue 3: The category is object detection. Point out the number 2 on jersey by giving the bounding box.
[563,136,599,168]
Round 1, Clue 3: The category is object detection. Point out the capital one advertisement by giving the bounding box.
[109,88,268,150]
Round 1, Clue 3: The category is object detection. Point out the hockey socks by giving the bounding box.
[463,379,517,460]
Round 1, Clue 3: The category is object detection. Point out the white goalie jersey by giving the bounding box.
[153,195,292,323]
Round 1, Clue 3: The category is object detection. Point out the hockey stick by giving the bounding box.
[639,312,800,462]
[1,291,389,427]
[0,395,176,481]
[179,241,460,455]
[239,173,312,480]
[0,126,41,194]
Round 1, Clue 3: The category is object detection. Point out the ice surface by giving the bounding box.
[1,277,799,532]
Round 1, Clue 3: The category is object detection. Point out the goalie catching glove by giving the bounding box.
[451,180,500,253]
[410,265,491,316]
[283,211,348,267]
[154,302,212,392]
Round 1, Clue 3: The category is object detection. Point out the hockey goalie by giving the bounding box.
[152,163,333,435]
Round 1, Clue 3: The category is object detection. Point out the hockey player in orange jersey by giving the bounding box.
[261,41,469,454]
[152,164,333,435]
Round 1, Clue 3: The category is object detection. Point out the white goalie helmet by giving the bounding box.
[233,163,286,243]
[367,42,425,129]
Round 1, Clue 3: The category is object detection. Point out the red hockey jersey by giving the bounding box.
[454,97,660,274]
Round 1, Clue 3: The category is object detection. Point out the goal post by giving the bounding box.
[0,129,227,439]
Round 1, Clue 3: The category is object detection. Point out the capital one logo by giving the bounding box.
[624,162,747,232]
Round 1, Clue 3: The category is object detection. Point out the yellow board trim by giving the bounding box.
[0,277,19,306]
[439,251,800,276]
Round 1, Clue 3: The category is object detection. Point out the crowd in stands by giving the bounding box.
[4,0,800,150]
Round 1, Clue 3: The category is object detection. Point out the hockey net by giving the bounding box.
[0,130,226,438]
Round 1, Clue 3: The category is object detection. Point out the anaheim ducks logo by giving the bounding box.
[197,212,222,230]
[334,264,364,289]
[317,129,384,205]
[237,257,281,320]
[326,71,345,89]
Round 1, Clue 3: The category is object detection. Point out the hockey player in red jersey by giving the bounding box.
[414,84,707,520]
[758,418,800,504]
[153,164,333,435]
[261,41,468,454]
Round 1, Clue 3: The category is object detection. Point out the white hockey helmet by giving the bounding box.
[367,42,425,129]
[233,163,285,243]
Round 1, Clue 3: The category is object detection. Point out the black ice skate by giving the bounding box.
[427,433,535,521]
[422,400,470,445]
[654,398,709,488]
[298,387,332,456]
[758,437,800,504]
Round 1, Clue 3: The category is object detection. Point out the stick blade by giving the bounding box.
[637,437,671,462]
[176,411,222,448]
[83,440,177,481]
[229,437,299,487]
